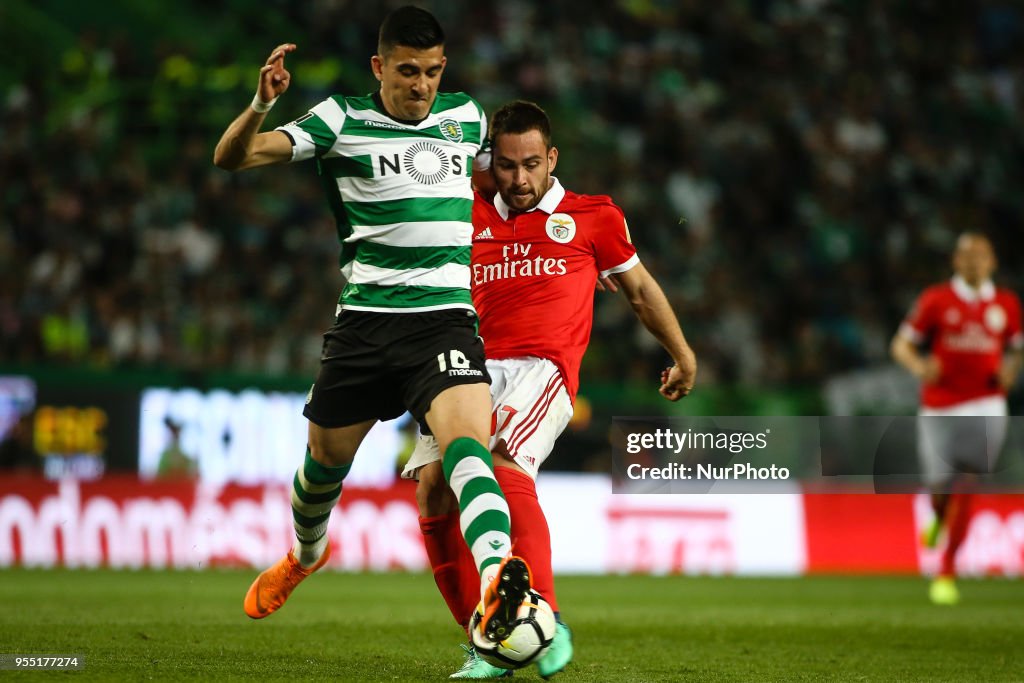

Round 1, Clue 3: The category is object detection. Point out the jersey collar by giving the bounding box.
[494,177,565,220]
[951,275,995,302]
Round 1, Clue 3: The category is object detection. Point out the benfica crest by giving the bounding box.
[985,303,1007,333]
[545,213,576,244]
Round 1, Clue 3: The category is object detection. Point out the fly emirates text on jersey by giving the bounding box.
[472,243,568,286]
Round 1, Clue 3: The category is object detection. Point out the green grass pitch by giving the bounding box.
[0,569,1021,681]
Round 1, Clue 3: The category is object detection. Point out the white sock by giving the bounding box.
[293,535,329,569]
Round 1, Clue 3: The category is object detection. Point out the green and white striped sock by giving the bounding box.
[442,437,512,597]
[291,447,350,568]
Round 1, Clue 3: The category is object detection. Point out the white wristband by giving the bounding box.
[250,93,278,114]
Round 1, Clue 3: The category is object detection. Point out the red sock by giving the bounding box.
[940,493,972,577]
[495,466,559,613]
[420,513,479,630]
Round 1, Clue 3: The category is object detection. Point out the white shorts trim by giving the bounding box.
[917,395,1008,487]
[402,357,573,480]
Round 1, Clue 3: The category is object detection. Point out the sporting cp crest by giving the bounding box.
[545,213,577,244]
[439,118,463,143]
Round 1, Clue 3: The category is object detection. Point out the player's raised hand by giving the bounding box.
[258,44,297,103]
[659,350,696,401]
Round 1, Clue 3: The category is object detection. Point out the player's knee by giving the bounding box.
[308,442,351,468]
[494,459,530,480]
[436,435,490,461]
[493,451,520,470]
[416,462,455,516]
[492,441,529,476]
[307,425,357,468]
[426,384,492,450]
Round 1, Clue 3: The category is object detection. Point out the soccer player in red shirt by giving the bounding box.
[405,101,697,678]
[891,233,1023,604]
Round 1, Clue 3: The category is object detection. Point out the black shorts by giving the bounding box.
[302,308,490,432]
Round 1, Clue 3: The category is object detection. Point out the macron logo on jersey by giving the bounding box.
[474,227,494,240]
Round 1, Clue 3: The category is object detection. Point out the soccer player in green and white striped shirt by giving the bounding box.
[214,6,532,649]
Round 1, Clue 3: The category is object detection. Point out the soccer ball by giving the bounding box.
[469,589,556,669]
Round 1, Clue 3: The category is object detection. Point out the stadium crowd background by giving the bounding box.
[3,0,1023,408]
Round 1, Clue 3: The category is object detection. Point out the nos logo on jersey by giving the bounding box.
[545,213,576,244]
[377,142,465,185]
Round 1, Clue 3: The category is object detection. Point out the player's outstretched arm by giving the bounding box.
[611,263,696,401]
[890,333,940,383]
[213,44,297,171]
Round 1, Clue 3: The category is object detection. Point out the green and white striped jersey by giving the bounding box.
[277,92,486,314]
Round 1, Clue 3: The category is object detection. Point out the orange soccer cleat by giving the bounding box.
[478,555,533,642]
[243,545,332,619]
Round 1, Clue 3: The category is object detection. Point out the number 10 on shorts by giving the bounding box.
[436,349,470,372]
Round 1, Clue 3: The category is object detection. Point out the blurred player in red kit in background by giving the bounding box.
[891,232,1023,604]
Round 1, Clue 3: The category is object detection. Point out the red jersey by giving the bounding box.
[471,178,638,401]
[900,276,1024,408]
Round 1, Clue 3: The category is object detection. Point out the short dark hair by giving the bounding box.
[378,6,445,57]
[489,101,552,149]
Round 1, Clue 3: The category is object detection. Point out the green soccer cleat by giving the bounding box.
[450,644,513,679]
[536,622,573,679]
[929,576,960,605]
[921,518,942,549]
